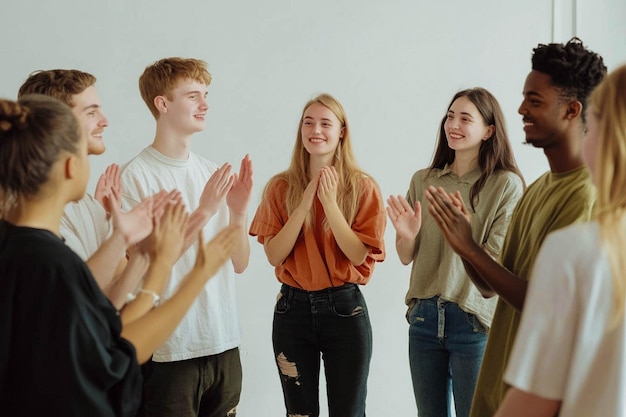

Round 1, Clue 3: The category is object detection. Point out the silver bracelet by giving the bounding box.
[126,288,161,307]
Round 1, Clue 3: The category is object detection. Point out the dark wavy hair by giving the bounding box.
[428,87,525,211]
[531,37,607,125]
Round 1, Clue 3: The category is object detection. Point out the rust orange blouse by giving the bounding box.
[249,177,386,290]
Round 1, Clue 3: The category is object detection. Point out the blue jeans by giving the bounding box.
[273,283,372,417]
[408,296,487,417]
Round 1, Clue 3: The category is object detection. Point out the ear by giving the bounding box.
[565,100,583,120]
[483,125,495,141]
[154,95,168,114]
[340,127,345,139]
[64,155,77,179]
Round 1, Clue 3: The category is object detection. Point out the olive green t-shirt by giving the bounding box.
[470,166,594,417]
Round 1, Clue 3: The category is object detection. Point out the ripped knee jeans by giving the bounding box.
[272,283,372,417]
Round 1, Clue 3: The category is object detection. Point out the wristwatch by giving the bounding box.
[126,288,161,307]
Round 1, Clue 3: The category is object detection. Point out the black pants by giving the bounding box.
[139,348,242,417]
[273,283,372,417]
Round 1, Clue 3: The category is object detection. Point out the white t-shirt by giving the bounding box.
[120,146,240,362]
[60,193,110,260]
[505,221,626,416]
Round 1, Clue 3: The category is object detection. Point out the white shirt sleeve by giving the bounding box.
[60,195,111,261]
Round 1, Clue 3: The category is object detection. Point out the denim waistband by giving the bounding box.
[280,283,358,301]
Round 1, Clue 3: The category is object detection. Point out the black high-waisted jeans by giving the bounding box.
[272,283,373,417]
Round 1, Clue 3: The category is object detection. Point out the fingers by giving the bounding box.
[425,186,452,210]
[385,196,403,225]
[153,190,181,213]
[133,194,153,215]
[205,164,234,196]
[424,189,450,230]
[95,173,107,191]
[150,190,169,210]
[216,162,233,180]
[207,163,231,185]
[106,188,122,215]
[427,202,450,234]
[447,190,461,205]
[162,199,184,221]
[385,195,402,214]
[196,226,239,272]
[171,200,189,230]
[239,154,253,181]
[424,187,454,224]
[111,164,122,195]
[386,195,416,219]
[155,201,188,245]
[226,173,236,190]
[103,163,120,189]
[317,166,338,197]
[95,164,122,207]
[206,225,240,255]
[399,195,415,214]
[454,191,470,215]
[320,166,338,182]
[111,186,123,204]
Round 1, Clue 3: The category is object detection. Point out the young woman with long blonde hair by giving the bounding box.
[249,93,386,417]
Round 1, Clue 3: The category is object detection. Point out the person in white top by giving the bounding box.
[0,93,241,416]
[494,65,626,417]
[17,70,161,309]
[120,57,252,417]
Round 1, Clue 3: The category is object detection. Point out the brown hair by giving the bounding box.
[17,70,96,107]
[139,57,212,119]
[428,87,525,211]
[0,95,81,215]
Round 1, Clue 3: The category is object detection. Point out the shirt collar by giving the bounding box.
[437,163,482,183]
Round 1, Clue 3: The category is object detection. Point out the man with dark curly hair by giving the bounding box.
[424,37,607,416]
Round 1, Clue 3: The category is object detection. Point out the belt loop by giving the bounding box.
[281,283,293,303]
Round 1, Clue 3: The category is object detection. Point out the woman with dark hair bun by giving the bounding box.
[0,94,239,417]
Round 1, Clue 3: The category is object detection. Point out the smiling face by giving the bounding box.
[518,70,572,148]
[160,79,209,135]
[70,85,108,156]
[444,95,493,157]
[300,102,344,162]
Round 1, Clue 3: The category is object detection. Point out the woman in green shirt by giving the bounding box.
[387,87,524,417]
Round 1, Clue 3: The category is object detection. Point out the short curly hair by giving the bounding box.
[532,37,607,124]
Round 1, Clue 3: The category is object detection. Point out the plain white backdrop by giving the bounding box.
[1,1,624,415]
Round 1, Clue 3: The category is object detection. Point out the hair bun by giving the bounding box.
[0,99,30,133]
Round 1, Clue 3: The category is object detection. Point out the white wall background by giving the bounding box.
[1,1,624,415]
